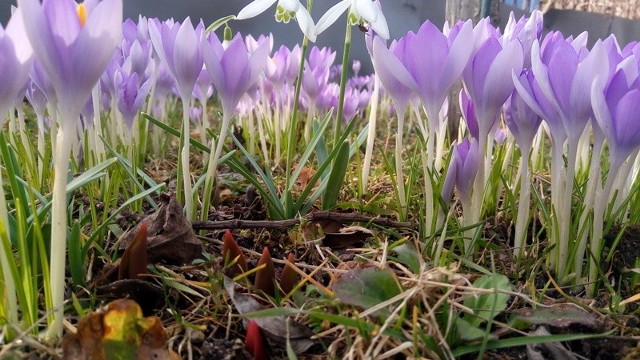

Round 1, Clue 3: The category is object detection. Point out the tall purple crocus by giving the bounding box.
[201,32,270,220]
[114,70,151,131]
[0,3,33,332]
[504,70,543,257]
[18,0,122,339]
[442,137,480,255]
[149,17,205,219]
[588,54,640,291]
[371,35,419,218]
[401,20,473,139]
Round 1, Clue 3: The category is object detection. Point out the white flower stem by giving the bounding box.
[181,98,193,220]
[362,74,380,191]
[395,108,407,220]
[46,124,73,340]
[513,145,531,258]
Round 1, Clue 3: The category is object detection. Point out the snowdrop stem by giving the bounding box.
[333,19,351,146]
[362,74,380,191]
[285,34,309,214]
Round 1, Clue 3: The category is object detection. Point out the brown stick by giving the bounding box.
[191,211,418,230]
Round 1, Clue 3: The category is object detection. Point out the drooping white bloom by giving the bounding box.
[237,0,316,42]
[315,0,389,39]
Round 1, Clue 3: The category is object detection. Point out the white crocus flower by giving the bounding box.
[237,0,316,42]
[315,0,389,39]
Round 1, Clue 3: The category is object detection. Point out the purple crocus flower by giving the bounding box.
[149,17,204,100]
[505,70,543,150]
[115,70,151,129]
[18,0,122,339]
[204,33,270,115]
[459,89,479,139]
[19,0,122,123]
[0,6,33,119]
[442,137,480,205]
[462,35,524,144]
[371,36,418,111]
[401,19,473,128]
[592,55,640,168]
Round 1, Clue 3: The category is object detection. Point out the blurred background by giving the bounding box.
[1,0,639,72]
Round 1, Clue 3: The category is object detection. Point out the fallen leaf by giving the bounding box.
[322,226,373,249]
[119,195,201,265]
[62,299,180,360]
[510,303,604,331]
[96,279,164,314]
[224,278,315,354]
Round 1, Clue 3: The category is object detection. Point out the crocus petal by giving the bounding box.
[315,0,351,36]
[237,0,277,20]
[481,39,523,114]
[613,90,640,154]
[172,18,202,97]
[439,19,472,91]
[371,36,417,109]
[591,77,613,145]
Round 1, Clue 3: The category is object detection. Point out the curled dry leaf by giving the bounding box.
[322,225,373,249]
[118,223,148,280]
[119,195,202,265]
[224,277,315,354]
[62,299,180,360]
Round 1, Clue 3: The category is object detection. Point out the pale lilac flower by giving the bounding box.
[204,33,270,114]
[505,70,543,150]
[149,17,205,100]
[19,0,122,122]
[442,138,480,204]
[462,36,523,141]
[0,6,32,118]
[115,71,151,129]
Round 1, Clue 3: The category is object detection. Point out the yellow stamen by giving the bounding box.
[76,3,87,27]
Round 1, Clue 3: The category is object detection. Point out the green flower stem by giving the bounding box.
[46,121,74,340]
[574,138,603,279]
[202,109,232,221]
[334,19,352,146]
[0,173,17,331]
[588,156,622,296]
